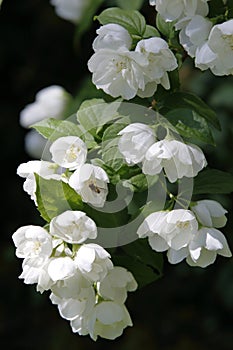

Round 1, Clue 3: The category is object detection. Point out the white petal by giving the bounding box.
[96,302,124,324]
[167,247,189,264]
[48,257,76,281]
[148,234,169,252]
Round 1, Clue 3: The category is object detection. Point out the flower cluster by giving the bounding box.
[12,209,137,340]
[150,0,233,76]
[88,23,178,100]
[118,122,232,267]
[14,133,139,340]
[19,85,72,159]
[137,202,231,267]
[17,135,109,208]
[14,106,233,341]
[118,122,207,182]
[12,1,233,343]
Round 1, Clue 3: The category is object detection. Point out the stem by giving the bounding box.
[159,178,190,210]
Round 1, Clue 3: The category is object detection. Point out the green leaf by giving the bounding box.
[117,163,141,179]
[143,24,161,39]
[193,169,233,195]
[102,120,128,141]
[112,238,164,288]
[83,202,129,229]
[31,118,96,148]
[161,92,221,130]
[96,7,146,37]
[101,121,128,171]
[102,137,125,171]
[122,173,159,192]
[165,108,215,145]
[35,175,83,222]
[77,99,121,137]
[31,118,82,140]
[156,13,175,39]
[116,0,144,10]
[169,69,181,91]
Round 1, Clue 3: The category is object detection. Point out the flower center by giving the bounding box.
[222,34,233,50]
[112,57,128,73]
[176,221,190,229]
[33,240,41,254]
[65,145,80,162]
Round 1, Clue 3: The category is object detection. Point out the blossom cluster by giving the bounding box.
[14,134,140,340]
[137,205,231,267]
[118,122,232,266]
[13,1,233,342]
[12,211,137,340]
[88,23,178,100]
[118,122,207,182]
[150,0,233,76]
[17,135,109,208]
[13,117,233,342]
[14,106,233,341]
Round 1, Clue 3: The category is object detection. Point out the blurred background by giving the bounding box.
[1,1,233,349]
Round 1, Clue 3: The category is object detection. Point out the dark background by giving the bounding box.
[1,1,233,349]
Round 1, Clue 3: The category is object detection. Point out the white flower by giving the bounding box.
[87,301,133,341]
[17,160,58,178]
[17,160,59,202]
[50,136,87,170]
[93,24,132,51]
[50,0,91,23]
[74,243,113,282]
[69,163,109,208]
[191,199,228,228]
[97,266,138,303]
[135,37,178,97]
[150,0,209,24]
[50,276,96,336]
[137,209,198,251]
[19,85,71,128]
[143,139,207,182]
[19,256,54,292]
[88,48,148,100]
[118,123,155,165]
[178,15,213,57]
[51,271,92,299]
[195,19,233,76]
[71,316,90,336]
[50,285,95,321]
[50,210,97,244]
[194,41,215,70]
[137,211,169,252]
[88,34,178,99]
[160,210,198,250]
[186,227,232,267]
[50,289,95,321]
[48,256,76,282]
[12,225,52,259]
